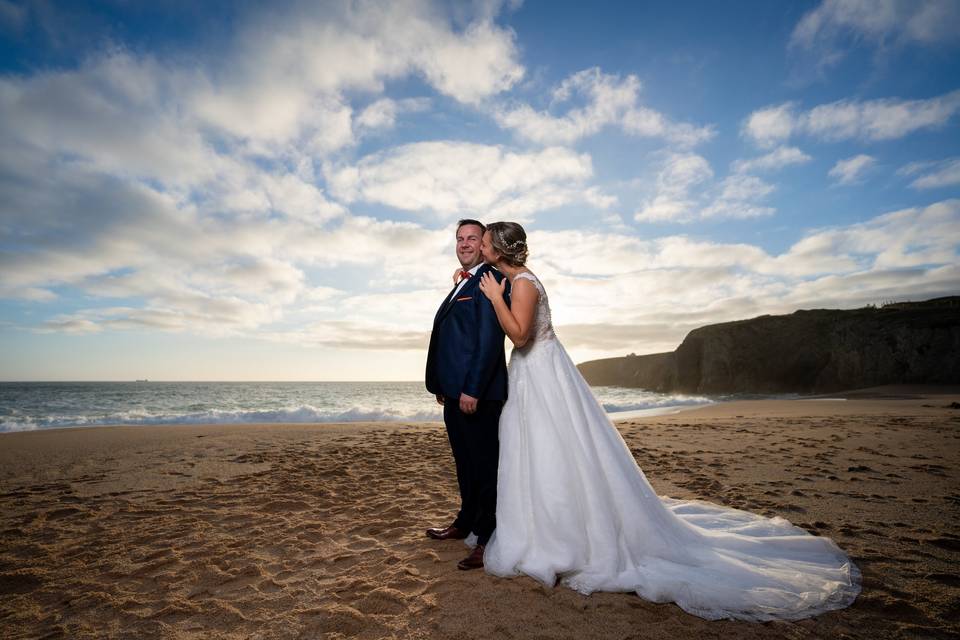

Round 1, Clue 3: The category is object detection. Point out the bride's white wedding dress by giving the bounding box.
[477,272,861,621]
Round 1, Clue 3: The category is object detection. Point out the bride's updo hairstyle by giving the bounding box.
[487,221,529,267]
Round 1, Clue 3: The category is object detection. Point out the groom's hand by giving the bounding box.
[459,392,478,414]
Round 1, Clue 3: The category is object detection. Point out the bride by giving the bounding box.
[472,221,861,622]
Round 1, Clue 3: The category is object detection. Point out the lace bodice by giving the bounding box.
[513,271,556,348]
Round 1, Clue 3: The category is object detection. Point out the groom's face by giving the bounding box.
[456,223,483,268]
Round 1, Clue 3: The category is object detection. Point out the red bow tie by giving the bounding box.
[458,270,473,280]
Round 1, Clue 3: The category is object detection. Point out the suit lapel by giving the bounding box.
[434,282,460,326]
[435,265,486,325]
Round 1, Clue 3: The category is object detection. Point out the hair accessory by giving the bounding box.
[496,229,527,252]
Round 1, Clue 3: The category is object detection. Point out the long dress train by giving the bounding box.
[478,272,860,622]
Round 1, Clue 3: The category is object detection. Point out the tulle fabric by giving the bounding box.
[477,273,860,622]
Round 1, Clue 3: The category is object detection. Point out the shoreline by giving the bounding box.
[4,384,958,436]
[1,388,958,638]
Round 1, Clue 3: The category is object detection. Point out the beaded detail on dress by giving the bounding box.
[512,272,556,349]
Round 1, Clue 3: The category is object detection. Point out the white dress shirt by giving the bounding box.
[449,262,485,302]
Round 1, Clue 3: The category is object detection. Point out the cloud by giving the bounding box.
[527,230,771,280]
[701,175,776,219]
[635,153,774,223]
[741,103,798,148]
[326,141,612,220]
[0,52,223,188]
[9,181,960,363]
[0,0,524,189]
[417,19,524,104]
[790,0,960,75]
[3,1,957,370]
[493,67,714,146]
[4,211,460,340]
[742,90,960,146]
[37,317,102,335]
[0,53,338,225]
[263,321,429,351]
[828,154,876,184]
[190,1,523,151]
[732,146,812,173]
[0,141,461,339]
[38,296,279,337]
[776,199,960,271]
[355,97,430,133]
[556,323,700,353]
[634,153,713,222]
[535,199,959,356]
[806,91,960,140]
[0,0,535,345]
[899,157,960,189]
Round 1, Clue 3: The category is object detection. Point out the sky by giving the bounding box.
[0,0,958,381]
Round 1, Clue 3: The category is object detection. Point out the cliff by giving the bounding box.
[577,297,960,394]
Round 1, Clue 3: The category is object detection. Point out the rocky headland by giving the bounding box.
[577,297,960,394]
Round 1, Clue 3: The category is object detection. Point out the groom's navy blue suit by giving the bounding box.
[426,263,509,546]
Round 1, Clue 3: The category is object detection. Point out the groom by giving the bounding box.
[425,218,509,570]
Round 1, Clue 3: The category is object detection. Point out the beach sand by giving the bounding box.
[1,386,958,639]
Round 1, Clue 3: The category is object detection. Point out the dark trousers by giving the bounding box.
[443,397,502,546]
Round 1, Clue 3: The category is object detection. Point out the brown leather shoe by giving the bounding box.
[426,525,469,540]
[457,544,485,570]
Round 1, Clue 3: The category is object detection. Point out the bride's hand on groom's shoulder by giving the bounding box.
[451,267,462,285]
[478,271,505,301]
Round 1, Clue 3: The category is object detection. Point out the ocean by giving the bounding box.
[0,381,716,433]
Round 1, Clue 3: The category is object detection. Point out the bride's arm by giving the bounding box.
[478,273,538,348]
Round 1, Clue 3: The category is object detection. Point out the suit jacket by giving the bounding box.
[425,263,509,401]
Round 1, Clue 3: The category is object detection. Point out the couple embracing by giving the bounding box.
[424,219,861,622]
